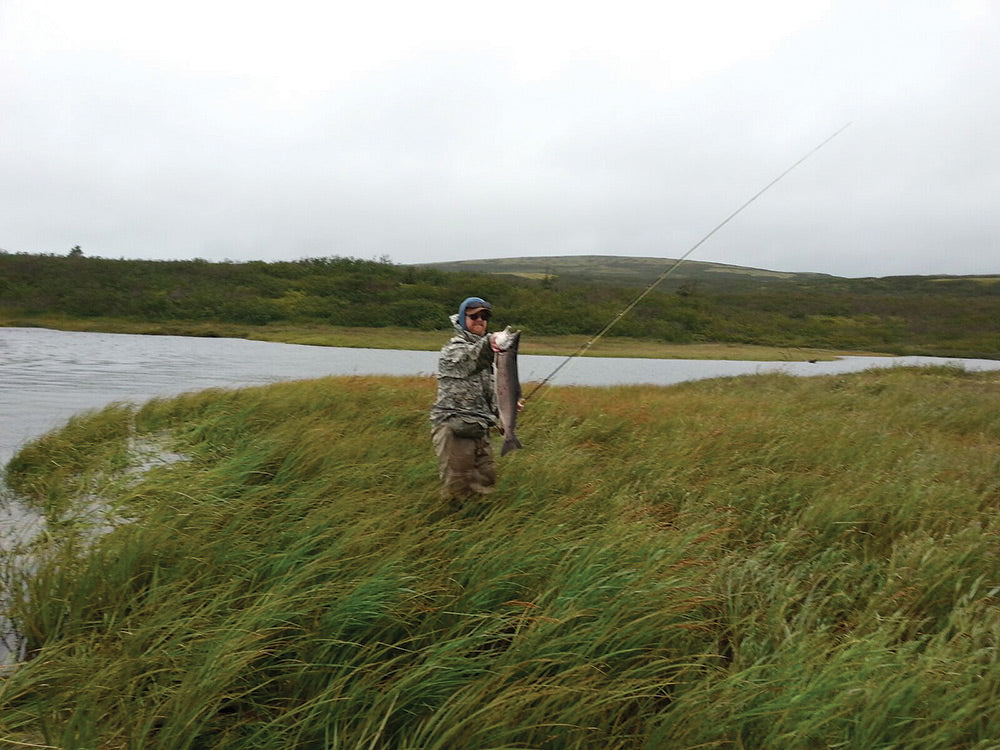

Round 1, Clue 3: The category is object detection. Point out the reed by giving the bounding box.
[1,367,998,748]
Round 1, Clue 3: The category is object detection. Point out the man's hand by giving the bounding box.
[490,326,515,352]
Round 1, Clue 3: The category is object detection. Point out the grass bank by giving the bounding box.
[0,314,883,361]
[2,367,999,747]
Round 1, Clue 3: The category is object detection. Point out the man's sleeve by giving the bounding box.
[438,339,494,378]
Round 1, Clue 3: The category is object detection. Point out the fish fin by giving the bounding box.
[501,436,523,456]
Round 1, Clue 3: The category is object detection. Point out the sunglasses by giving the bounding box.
[466,310,491,321]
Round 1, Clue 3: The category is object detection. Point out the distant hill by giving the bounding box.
[2,251,997,358]
[412,255,838,288]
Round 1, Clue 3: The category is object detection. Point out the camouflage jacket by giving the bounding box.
[429,314,498,429]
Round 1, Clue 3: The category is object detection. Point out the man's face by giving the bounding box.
[465,307,490,336]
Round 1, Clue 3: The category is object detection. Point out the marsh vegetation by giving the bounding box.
[2,367,998,747]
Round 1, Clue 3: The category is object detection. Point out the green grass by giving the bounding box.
[2,367,999,748]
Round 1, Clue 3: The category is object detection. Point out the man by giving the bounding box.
[430,296,515,508]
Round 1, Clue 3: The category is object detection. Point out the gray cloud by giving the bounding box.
[2,1,997,277]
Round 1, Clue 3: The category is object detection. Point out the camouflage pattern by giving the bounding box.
[429,314,499,431]
[430,313,500,500]
[431,422,496,500]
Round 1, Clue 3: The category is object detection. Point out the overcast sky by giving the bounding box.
[1,0,996,278]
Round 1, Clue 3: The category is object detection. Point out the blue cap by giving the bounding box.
[458,297,492,330]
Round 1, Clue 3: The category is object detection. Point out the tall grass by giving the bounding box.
[1,367,998,748]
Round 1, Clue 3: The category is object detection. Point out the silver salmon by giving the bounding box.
[495,330,522,456]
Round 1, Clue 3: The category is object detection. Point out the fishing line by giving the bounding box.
[522,122,852,402]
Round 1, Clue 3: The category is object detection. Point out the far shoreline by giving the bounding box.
[0,315,898,362]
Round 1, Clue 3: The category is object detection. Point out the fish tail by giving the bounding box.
[501,435,522,456]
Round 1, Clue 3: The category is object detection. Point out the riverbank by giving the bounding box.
[2,367,998,746]
[0,314,888,361]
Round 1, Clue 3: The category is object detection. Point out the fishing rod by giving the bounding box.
[522,122,852,402]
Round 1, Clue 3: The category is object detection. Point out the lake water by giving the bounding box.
[3,326,1000,469]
